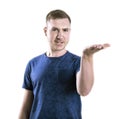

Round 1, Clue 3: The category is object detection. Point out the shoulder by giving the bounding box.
[63,51,81,68]
[67,51,81,61]
[27,52,46,67]
[66,51,81,71]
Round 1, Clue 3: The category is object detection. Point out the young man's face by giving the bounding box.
[44,18,71,52]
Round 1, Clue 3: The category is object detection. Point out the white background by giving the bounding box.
[0,0,120,119]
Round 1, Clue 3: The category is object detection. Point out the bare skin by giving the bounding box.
[18,90,33,119]
[18,17,110,118]
[76,43,110,96]
[44,18,71,57]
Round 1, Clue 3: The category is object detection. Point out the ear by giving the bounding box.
[43,27,47,36]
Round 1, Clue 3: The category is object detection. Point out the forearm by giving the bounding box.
[18,111,28,119]
[77,55,94,96]
[77,43,110,96]
[18,90,33,119]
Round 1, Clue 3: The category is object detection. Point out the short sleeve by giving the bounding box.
[22,61,33,90]
[75,56,81,73]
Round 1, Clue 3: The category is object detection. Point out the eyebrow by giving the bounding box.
[51,27,71,30]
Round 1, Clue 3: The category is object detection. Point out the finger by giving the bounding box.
[90,45,103,50]
[93,43,110,50]
[103,43,111,48]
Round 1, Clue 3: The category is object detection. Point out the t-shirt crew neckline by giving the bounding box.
[44,51,69,59]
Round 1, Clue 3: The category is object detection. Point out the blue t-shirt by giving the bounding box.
[23,51,82,119]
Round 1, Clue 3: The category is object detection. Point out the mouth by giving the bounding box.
[55,40,64,46]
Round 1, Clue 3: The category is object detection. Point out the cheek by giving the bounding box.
[47,34,56,43]
[65,34,70,41]
[47,32,56,38]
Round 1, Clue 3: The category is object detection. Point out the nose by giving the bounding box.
[57,31,63,39]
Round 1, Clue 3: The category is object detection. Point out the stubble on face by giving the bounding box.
[45,18,71,53]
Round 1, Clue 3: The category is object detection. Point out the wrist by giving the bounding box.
[82,54,93,64]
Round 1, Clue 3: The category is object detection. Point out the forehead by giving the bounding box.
[46,18,71,29]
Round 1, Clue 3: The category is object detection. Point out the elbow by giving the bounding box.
[80,90,90,96]
[77,88,91,96]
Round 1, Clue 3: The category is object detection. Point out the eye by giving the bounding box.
[52,28,58,32]
[63,28,69,32]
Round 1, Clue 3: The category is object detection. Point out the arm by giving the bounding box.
[76,43,110,96]
[18,89,34,119]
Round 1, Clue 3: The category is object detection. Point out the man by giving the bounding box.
[18,9,110,119]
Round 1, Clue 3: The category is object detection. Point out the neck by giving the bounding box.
[46,49,67,57]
